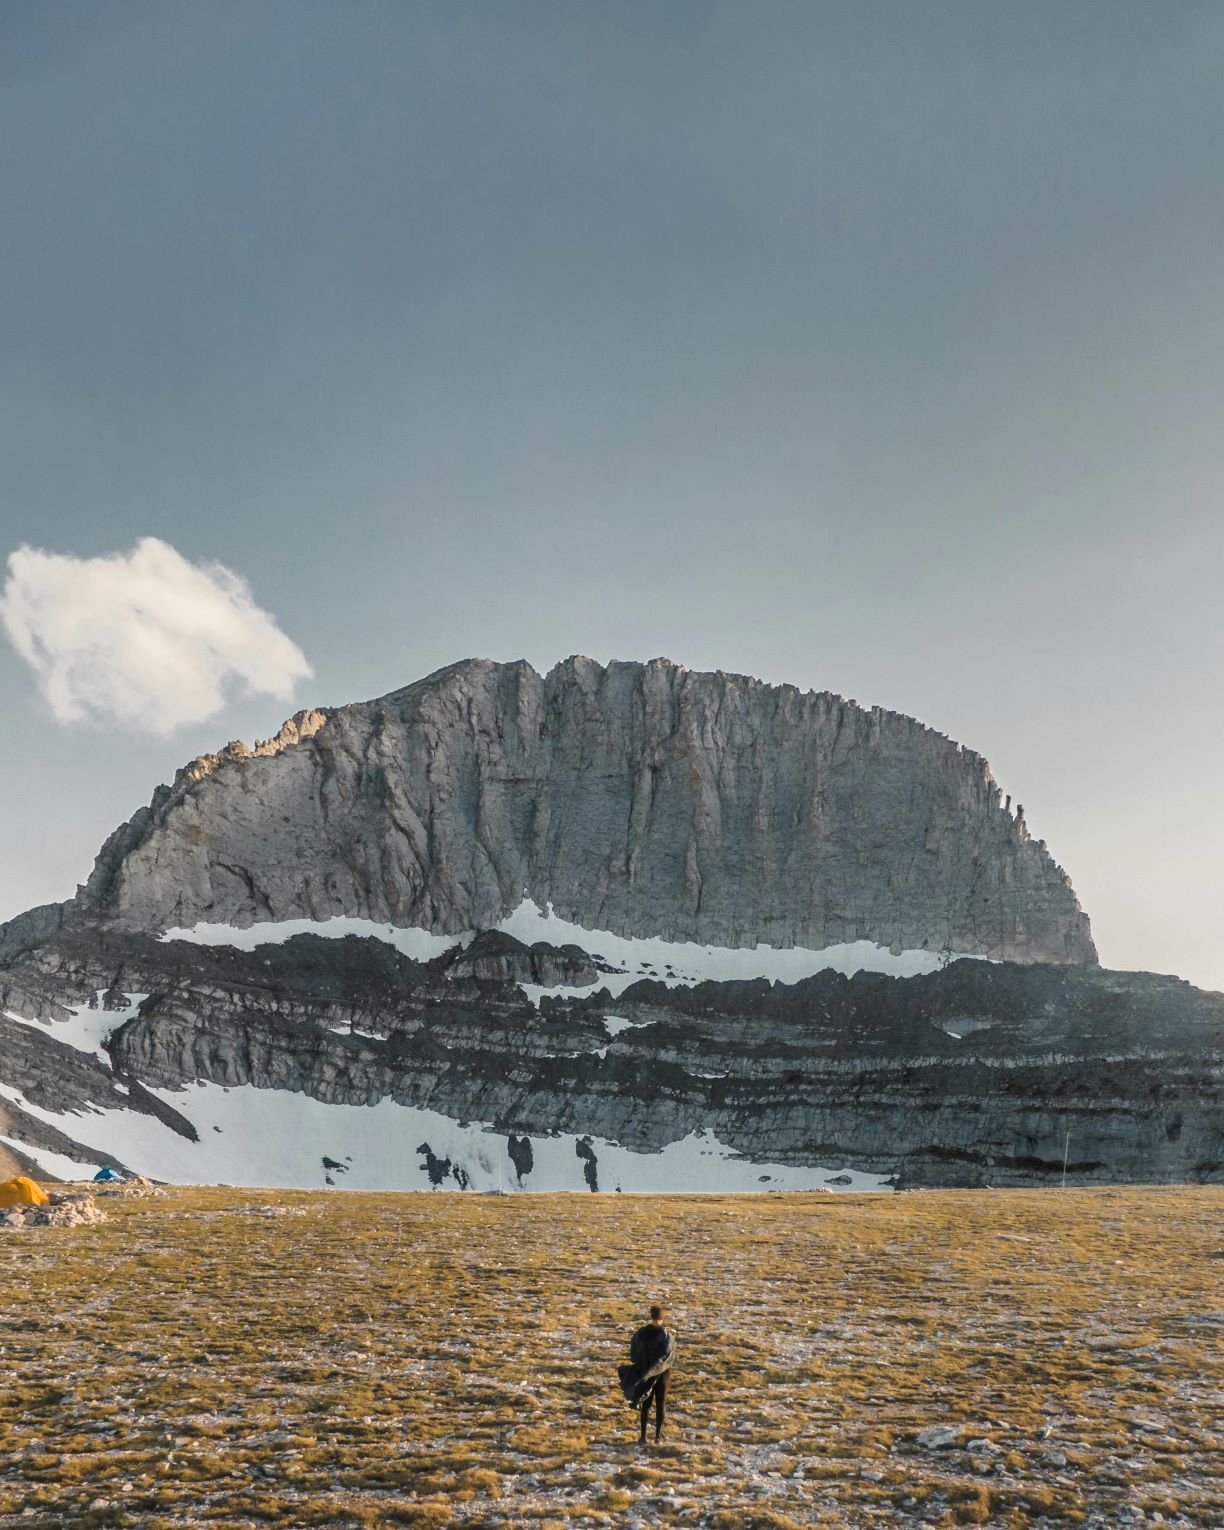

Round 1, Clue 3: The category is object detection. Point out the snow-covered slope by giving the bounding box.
[5,994,147,1063]
[497,899,953,1000]
[0,1078,887,1193]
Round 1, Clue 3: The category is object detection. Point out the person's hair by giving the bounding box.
[650,1304,664,1322]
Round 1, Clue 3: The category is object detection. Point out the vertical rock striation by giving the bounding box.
[72,657,1094,964]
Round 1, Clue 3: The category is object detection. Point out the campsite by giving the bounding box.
[3,1182,1222,1528]
[0,1175,47,1211]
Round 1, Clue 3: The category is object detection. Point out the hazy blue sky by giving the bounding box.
[2,2,1223,987]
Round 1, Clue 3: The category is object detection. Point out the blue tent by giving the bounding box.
[93,1166,125,1182]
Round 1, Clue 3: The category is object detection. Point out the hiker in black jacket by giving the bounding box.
[618,1304,675,1444]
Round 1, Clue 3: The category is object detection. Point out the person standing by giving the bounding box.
[618,1303,675,1444]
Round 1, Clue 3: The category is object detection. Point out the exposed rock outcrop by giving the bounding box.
[442,931,597,988]
[68,657,1094,965]
[0,926,1219,1189]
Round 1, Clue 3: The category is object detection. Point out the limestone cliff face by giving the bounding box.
[77,656,1094,964]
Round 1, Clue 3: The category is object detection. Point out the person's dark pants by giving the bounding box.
[639,1373,666,1442]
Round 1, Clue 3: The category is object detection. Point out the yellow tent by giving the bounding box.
[0,1175,49,1209]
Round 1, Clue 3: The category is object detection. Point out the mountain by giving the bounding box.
[75,656,1094,962]
[2,657,1220,1192]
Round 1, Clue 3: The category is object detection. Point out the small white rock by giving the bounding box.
[915,1424,963,1450]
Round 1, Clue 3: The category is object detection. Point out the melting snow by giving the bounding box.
[3,901,951,1191]
[0,1079,889,1194]
[0,1133,103,1183]
[160,917,466,962]
[498,899,949,1003]
[602,1016,649,1037]
[4,992,147,1063]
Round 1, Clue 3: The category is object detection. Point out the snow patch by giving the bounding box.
[498,899,952,1005]
[4,991,147,1063]
[603,1015,649,1037]
[158,900,962,1003]
[160,917,466,963]
[0,1134,103,1183]
[0,1080,890,1194]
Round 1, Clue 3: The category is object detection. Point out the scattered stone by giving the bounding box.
[94,1177,164,1199]
[232,1204,306,1217]
[915,1425,963,1451]
[0,1191,107,1230]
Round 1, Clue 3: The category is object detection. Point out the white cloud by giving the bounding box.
[0,537,313,734]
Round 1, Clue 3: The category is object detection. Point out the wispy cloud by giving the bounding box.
[1,537,312,734]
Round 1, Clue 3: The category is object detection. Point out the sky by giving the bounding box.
[1,1,1222,988]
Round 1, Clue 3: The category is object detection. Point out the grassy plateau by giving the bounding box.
[2,1185,1222,1529]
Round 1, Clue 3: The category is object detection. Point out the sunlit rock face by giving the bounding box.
[75,656,1095,965]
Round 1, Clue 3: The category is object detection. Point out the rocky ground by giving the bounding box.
[0,1187,107,1230]
[2,1185,1222,1528]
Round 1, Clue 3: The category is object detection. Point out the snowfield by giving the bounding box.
[0,1076,888,1193]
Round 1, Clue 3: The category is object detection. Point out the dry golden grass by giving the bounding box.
[2,1185,1222,1528]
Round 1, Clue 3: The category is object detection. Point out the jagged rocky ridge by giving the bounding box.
[1,655,1219,1191]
